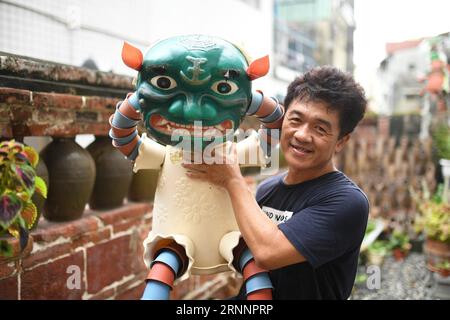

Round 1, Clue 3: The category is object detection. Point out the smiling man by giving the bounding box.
[184,66,369,299]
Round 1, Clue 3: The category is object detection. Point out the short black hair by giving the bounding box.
[284,66,367,138]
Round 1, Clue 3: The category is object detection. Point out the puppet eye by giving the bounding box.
[149,75,177,90]
[211,81,238,95]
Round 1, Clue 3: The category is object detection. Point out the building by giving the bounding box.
[374,33,450,116]
[1,0,356,101]
[273,0,356,80]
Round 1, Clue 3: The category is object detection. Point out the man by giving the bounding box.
[183,66,369,299]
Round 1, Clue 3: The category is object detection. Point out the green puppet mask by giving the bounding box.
[121,35,269,148]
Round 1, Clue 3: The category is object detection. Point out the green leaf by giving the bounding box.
[13,164,36,195]
[0,240,13,258]
[21,201,37,229]
[34,176,48,199]
[0,193,22,229]
[8,216,27,239]
[22,146,39,168]
[8,223,19,238]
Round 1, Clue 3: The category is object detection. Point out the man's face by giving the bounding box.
[280,99,349,174]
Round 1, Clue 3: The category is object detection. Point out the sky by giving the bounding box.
[353,0,450,96]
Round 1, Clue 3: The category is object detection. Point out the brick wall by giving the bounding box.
[335,115,437,232]
[0,53,243,300]
[0,203,243,300]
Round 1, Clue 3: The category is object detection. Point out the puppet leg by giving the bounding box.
[141,241,188,300]
[233,242,273,300]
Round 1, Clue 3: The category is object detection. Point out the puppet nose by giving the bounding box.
[168,97,217,121]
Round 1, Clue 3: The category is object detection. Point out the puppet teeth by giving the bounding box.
[158,118,168,126]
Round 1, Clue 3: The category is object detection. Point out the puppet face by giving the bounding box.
[134,35,252,147]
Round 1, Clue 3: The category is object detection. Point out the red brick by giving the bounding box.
[138,223,152,242]
[0,275,18,299]
[0,87,31,104]
[33,216,99,242]
[131,231,147,274]
[171,277,195,300]
[34,108,74,124]
[75,110,100,123]
[143,215,153,225]
[32,92,83,110]
[77,122,111,136]
[86,235,134,294]
[96,203,151,226]
[97,109,115,123]
[112,217,143,234]
[0,260,19,279]
[85,96,120,111]
[71,227,111,249]
[115,271,146,294]
[88,287,115,300]
[21,251,84,299]
[21,242,73,270]
[19,122,111,137]
[0,125,13,138]
[9,105,33,122]
[116,282,146,300]
[198,274,220,284]
[0,105,10,118]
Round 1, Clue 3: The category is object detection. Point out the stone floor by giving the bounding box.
[350,253,449,300]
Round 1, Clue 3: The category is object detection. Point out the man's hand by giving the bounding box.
[181,142,244,190]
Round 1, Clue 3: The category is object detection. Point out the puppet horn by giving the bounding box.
[246,55,270,80]
[122,41,143,71]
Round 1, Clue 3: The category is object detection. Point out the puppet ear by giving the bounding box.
[246,55,270,80]
[122,42,143,71]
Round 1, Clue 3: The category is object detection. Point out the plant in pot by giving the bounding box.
[415,185,450,277]
[0,140,48,257]
[366,240,390,266]
[387,230,412,261]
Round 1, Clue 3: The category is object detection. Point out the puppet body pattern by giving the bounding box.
[136,133,263,281]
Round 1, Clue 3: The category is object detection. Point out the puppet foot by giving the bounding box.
[141,242,188,300]
[237,247,273,300]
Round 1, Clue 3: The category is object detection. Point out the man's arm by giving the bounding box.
[182,144,305,270]
[226,177,306,270]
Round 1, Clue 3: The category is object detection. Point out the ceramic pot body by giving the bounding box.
[424,238,450,277]
[41,138,96,221]
[128,169,159,202]
[87,136,133,209]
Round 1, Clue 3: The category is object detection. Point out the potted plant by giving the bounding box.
[387,230,412,261]
[415,185,450,277]
[0,140,47,257]
[366,240,390,266]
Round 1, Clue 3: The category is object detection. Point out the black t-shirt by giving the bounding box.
[236,170,369,300]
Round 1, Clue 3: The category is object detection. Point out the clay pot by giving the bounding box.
[40,138,96,222]
[30,158,49,229]
[392,248,407,261]
[87,136,133,210]
[128,169,160,202]
[424,238,450,276]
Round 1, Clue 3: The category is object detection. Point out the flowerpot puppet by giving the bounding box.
[109,35,284,300]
